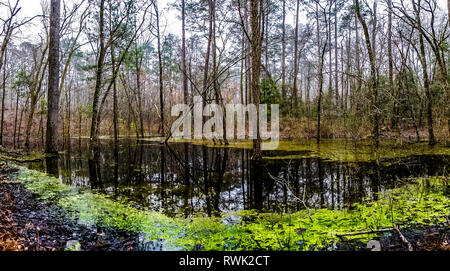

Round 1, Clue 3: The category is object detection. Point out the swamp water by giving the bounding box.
[15,139,450,250]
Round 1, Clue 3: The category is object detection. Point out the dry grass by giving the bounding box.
[280,115,449,143]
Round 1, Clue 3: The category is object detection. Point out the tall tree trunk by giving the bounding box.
[250,0,262,160]
[13,91,19,149]
[155,2,165,136]
[111,44,119,157]
[240,34,245,105]
[26,46,49,151]
[181,0,188,105]
[448,0,450,24]
[328,0,332,98]
[64,82,71,151]
[371,0,377,63]
[18,95,29,148]
[0,1,16,74]
[388,0,397,131]
[89,0,106,157]
[203,0,213,102]
[316,2,326,144]
[413,0,436,145]
[244,1,251,105]
[292,0,300,110]
[306,63,311,115]
[354,9,361,109]
[39,110,44,147]
[0,47,7,146]
[46,0,61,154]
[136,50,144,138]
[334,0,339,107]
[355,0,380,148]
[448,0,450,144]
[264,3,269,76]
[210,0,228,144]
[212,0,218,121]
[281,0,286,102]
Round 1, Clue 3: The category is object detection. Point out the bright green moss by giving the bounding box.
[267,140,450,162]
[0,151,51,163]
[138,138,449,162]
[11,164,450,251]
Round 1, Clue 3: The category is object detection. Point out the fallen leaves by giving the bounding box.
[0,166,139,252]
[0,193,24,251]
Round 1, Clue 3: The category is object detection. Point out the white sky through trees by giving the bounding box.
[14,0,182,42]
[6,0,450,48]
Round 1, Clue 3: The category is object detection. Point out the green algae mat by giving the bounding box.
[10,164,449,251]
[137,138,450,162]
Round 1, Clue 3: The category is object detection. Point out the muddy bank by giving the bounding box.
[0,165,140,251]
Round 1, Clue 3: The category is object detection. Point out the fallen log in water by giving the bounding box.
[336,227,415,251]
[336,228,393,238]
[0,147,48,163]
[0,154,45,163]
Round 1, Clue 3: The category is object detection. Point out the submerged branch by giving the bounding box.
[335,228,393,237]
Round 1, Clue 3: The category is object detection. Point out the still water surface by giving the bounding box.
[27,139,449,218]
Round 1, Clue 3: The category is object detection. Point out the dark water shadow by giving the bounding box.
[26,138,449,218]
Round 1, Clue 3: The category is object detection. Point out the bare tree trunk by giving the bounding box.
[354,9,361,109]
[371,0,378,64]
[316,2,326,144]
[281,0,286,102]
[46,0,61,154]
[26,45,49,151]
[136,50,144,138]
[0,1,17,73]
[240,34,245,105]
[328,0,332,98]
[413,0,436,145]
[155,2,165,137]
[448,0,450,24]
[306,63,311,115]
[334,0,339,107]
[388,0,397,133]
[448,0,450,144]
[244,0,251,105]
[89,0,106,157]
[0,48,7,146]
[18,95,29,149]
[210,0,228,145]
[181,0,188,105]
[250,0,262,160]
[13,91,19,149]
[203,0,213,102]
[345,33,351,112]
[292,0,300,110]
[111,45,119,156]
[355,0,380,148]
[64,82,71,151]
[39,111,44,147]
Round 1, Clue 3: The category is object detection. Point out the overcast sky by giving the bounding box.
[8,0,450,44]
[14,0,181,42]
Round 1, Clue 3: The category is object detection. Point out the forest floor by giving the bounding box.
[0,163,140,251]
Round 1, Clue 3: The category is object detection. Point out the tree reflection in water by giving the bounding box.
[27,139,448,218]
